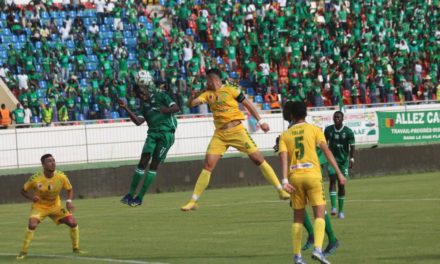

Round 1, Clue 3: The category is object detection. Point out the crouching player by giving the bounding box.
[17,154,83,260]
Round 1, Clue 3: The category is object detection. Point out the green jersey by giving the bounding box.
[324,125,355,163]
[12,108,25,124]
[140,91,178,133]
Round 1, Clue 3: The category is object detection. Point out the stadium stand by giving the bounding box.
[0,0,438,124]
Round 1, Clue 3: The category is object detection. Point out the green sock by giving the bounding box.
[128,168,145,196]
[137,171,157,199]
[303,211,314,238]
[325,212,337,243]
[330,191,337,209]
[338,196,345,213]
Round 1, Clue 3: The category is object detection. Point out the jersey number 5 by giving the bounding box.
[295,136,304,160]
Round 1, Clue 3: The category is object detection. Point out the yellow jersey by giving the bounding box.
[23,170,72,209]
[279,123,326,178]
[198,84,245,129]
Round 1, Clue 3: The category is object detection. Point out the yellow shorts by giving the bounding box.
[207,124,258,155]
[290,176,326,209]
[29,205,72,224]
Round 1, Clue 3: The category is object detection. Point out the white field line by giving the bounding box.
[0,253,168,264]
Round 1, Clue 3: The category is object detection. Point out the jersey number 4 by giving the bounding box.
[295,136,304,159]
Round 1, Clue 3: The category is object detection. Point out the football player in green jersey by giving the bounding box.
[324,111,355,219]
[120,71,179,207]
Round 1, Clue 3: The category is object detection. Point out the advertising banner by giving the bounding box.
[307,111,377,144]
[377,110,440,144]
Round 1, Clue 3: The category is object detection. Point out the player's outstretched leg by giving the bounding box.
[258,160,290,200]
[181,169,211,211]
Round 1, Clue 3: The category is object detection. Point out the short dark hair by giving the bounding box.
[334,111,344,118]
[206,68,222,79]
[282,101,295,122]
[41,154,53,164]
[291,101,307,121]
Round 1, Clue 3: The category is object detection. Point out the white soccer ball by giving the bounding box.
[136,70,153,86]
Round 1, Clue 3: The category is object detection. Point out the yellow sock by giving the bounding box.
[21,228,34,253]
[191,169,211,201]
[292,223,303,255]
[258,160,282,189]
[313,218,326,250]
[70,225,80,250]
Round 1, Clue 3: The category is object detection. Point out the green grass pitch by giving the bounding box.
[0,172,439,264]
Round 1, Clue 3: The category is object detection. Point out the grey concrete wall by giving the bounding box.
[2,144,440,204]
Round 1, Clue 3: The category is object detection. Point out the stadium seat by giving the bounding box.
[77,113,85,121]
[123,31,132,38]
[254,94,263,104]
[246,87,255,96]
[59,11,66,19]
[84,39,92,47]
[66,40,75,49]
[69,11,77,18]
[18,34,26,43]
[13,42,22,50]
[262,102,271,110]
[111,111,120,119]
[2,28,11,36]
[92,104,100,112]
[104,17,114,25]
[41,11,50,19]
[32,116,41,123]
[139,16,148,24]
[0,50,7,59]
[80,78,88,87]
[86,63,98,71]
[83,17,91,26]
[39,81,47,89]
[49,10,58,19]
[35,41,42,49]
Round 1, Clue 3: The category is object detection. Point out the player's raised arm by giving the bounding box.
[241,97,270,133]
[118,99,145,126]
[319,142,346,185]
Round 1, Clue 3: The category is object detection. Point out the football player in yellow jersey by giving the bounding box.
[181,68,290,211]
[278,101,346,264]
[16,154,83,260]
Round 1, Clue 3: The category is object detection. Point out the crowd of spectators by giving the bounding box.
[0,0,438,125]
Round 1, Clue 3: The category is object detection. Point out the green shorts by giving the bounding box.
[328,161,349,179]
[142,131,175,162]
